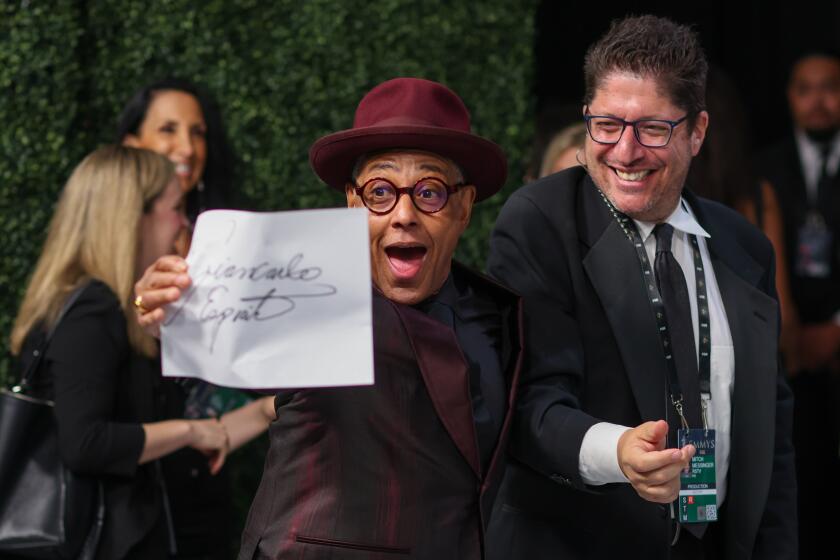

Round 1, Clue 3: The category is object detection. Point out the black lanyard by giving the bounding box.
[597,190,712,429]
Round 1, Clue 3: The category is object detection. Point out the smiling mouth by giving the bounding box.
[385,246,427,279]
[174,163,192,176]
[613,168,652,181]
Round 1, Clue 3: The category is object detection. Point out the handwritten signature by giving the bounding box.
[166,253,338,352]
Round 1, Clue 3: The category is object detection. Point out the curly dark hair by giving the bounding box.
[583,15,708,126]
[115,78,235,222]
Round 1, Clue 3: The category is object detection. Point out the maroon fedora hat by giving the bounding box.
[309,77,507,202]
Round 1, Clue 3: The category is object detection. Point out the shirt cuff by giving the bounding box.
[579,422,631,485]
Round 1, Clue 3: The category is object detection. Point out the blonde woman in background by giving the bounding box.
[10,146,273,560]
[538,122,588,178]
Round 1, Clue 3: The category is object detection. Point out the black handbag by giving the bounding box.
[0,286,105,559]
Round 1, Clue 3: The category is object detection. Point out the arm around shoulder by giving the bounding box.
[487,189,600,487]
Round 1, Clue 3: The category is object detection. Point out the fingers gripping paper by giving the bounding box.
[160,208,373,389]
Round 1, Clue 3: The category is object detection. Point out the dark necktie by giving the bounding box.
[654,224,708,540]
[817,142,833,211]
[653,224,702,433]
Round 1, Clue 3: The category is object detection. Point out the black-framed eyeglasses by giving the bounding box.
[583,110,689,148]
[353,176,463,215]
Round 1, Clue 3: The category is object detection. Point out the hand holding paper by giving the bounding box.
[145,208,373,389]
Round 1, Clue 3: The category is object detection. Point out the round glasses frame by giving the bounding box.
[583,111,689,148]
[353,176,463,215]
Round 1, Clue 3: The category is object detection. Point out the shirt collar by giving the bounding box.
[416,272,458,310]
[633,197,710,242]
[795,128,840,157]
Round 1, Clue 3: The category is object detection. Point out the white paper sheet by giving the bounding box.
[160,208,373,389]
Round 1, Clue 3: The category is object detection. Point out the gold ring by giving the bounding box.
[133,294,149,314]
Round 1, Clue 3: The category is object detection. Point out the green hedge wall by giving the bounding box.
[2,0,535,380]
[1,0,535,544]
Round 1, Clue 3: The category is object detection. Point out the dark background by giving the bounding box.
[531,0,840,170]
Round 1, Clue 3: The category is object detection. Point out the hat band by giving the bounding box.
[355,115,472,132]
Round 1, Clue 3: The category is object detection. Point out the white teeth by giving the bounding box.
[175,163,191,175]
[615,169,651,181]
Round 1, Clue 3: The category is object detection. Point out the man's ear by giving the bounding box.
[690,111,709,156]
[456,185,477,229]
[345,183,360,208]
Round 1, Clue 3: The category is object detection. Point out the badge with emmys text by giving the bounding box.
[677,428,717,523]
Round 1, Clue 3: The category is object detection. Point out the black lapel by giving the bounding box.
[580,179,669,422]
[451,263,517,385]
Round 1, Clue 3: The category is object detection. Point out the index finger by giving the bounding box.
[631,446,690,474]
[151,255,189,273]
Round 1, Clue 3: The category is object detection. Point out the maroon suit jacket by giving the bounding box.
[238,265,522,560]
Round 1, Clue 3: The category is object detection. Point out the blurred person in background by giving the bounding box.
[687,66,800,371]
[117,77,235,253]
[8,146,230,559]
[537,122,587,178]
[117,79,274,560]
[757,50,840,559]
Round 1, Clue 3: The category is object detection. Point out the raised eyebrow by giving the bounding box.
[366,161,399,173]
[418,163,448,175]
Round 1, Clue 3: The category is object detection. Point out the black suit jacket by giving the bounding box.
[238,264,522,560]
[758,137,840,323]
[485,168,796,559]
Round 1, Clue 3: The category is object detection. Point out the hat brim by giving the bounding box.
[309,125,507,202]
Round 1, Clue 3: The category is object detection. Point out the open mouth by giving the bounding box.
[385,245,427,280]
[174,163,192,177]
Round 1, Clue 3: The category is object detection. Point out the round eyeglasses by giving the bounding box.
[584,111,689,148]
[353,177,462,215]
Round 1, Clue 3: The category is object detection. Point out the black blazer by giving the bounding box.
[22,281,166,560]
[485,168,796,559]
[238,265,522,560]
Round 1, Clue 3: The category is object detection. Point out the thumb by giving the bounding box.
[637,420,669,445]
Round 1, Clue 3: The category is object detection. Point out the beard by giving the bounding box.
[804,125,840,144]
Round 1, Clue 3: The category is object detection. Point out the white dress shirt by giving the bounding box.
[578,198,735,507]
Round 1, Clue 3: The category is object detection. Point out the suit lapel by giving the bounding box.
[697,202,778,549]
[580,181,669,422]
[395,303,481,477]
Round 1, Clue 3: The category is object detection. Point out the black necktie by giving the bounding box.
[817,142,833,211]
[653,224,702,433]
[655,224,708,540]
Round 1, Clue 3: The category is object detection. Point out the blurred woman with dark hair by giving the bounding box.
[117,77,234,232]
[116,79,273,560]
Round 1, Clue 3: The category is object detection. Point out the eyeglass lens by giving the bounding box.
[362,178,449,213]
[588,117,674,147]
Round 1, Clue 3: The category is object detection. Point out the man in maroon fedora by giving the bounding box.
[133,77,522,559]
